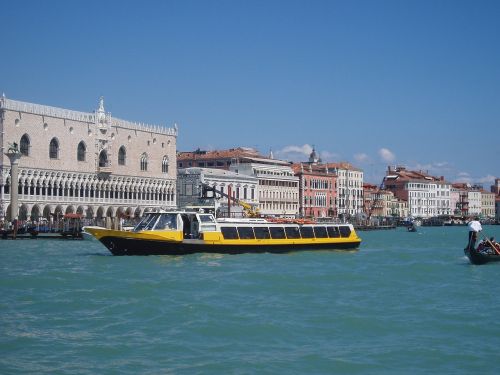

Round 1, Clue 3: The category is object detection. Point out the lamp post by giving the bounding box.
[5,143,22,222]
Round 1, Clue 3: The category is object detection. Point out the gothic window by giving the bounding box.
[77,141,86,161]
[20,134,30,156]
[118,146,126,166]
[49,138,59,159]
[140,153,148,171]
[162,156,169,174]
[99,150,108,167]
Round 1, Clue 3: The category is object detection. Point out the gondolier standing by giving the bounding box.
[467,217,482,250]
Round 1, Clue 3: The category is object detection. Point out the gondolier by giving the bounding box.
[467,217,482,250]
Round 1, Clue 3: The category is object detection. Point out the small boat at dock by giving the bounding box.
[84,211,362,256]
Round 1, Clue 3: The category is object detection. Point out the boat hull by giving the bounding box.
[99,235,361,256]
[464,247,500,265]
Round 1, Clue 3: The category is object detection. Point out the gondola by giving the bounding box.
[464,242,500,265]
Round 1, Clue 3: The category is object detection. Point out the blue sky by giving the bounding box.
[1,0,499,185]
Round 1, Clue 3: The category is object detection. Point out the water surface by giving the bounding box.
[1,226,500,374]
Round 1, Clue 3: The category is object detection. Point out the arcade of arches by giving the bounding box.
[1,168,176,222]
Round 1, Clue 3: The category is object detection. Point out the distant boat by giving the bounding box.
[407,224,417,232]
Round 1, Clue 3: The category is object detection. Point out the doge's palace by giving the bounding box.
[0,95,177,222]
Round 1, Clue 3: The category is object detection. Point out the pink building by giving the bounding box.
[291,163,337,219]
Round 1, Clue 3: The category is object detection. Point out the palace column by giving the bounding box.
[5,150,22,220]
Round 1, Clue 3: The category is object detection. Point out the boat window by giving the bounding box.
[269,227,286,239]
[285,226,301,239]
[314,226,328,238]
[144,214,160,230]
[134,214,158,231]
[199,214,215,223]
[154,214,177,230]
[254,226,271,239]
[221,226,239,239]
[327,226,340,238]
[339,226,351,238]
[299,226,315,239]
[237,227,255,239]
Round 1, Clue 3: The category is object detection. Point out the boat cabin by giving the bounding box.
[132,211,353,241]
[133,211,217,239]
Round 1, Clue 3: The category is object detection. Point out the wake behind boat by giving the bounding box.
[84,211,362,256]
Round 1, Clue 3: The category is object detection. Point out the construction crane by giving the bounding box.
[200,183,260,218]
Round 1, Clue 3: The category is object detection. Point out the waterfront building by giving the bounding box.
[325,162,364,218]
[496,196,500,223]
[0,95,177,222]
[392,196,409,218]
[451,183,469,216]
[480,189,495,219]
[363,183,407,218]
[177,167,258,216]
[179,147,299,218]
[383,166,451,218]
[230,162,299,218]
[291,162,337,219]
[177,147,261,170]
[467,186,482,216]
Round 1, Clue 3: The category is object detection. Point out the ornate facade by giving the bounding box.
[0,95,177,222]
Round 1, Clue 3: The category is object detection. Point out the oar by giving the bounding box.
[482,234,500,255]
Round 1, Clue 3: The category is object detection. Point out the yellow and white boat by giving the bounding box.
[84,211,362,255]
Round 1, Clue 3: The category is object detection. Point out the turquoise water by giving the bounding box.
[1,226,500,374]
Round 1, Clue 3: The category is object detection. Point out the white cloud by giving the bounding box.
[354,153,370,163]
[378,148,395,163]
[410,161,453,176]
[454,172,472,184]
[280,144,313,156]
[477,174,496,184]
[320,150,340,162]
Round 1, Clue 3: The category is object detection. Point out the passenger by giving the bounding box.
[467,217,482,250]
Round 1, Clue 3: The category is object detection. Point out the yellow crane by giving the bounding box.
[201,183,260,218]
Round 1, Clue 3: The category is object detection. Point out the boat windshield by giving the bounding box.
[133,213,160,232]
[153,213,178,230]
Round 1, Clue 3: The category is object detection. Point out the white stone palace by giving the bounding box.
[0,95,177,222]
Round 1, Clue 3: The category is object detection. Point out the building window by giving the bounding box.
[77,141,86,161]
[49,138,59,159]
[99,150,108,167]
[20,134,30,156]
[118,146,126,165]
[140,153,148,171]
[162,156,169,174]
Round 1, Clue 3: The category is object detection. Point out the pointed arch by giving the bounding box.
[20,134,30,156]
[140,153,148,171]
[49,137,59,159]
[118,146,126,166]
[77,141,86,162]
[162,155,169,174]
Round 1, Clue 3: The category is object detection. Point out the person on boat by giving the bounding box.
[489,237,500,252]
[467,217,482,250]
